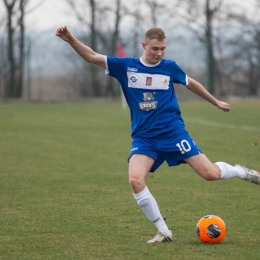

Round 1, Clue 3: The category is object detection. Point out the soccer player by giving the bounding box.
[56,26,260,243]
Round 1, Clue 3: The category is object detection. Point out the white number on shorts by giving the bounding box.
[176,140,192,154]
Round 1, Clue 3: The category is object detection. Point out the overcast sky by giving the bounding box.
[25,1,76,30]
[0,0,77,31]
[0,0,258,32]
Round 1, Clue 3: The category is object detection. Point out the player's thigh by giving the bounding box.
[184,154,221,180]
[128,154,155,180]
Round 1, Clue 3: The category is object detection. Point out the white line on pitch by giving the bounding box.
[184,118,260,132]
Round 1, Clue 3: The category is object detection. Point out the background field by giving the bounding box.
[0,101,260,260]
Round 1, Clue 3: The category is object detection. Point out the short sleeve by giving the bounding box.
[106,56,128,78]
[172,62,188,86]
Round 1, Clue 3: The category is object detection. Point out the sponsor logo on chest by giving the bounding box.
[127,72,170,90]
[146,77,152,86]
[139,92,158,111]
[127,67,138,72]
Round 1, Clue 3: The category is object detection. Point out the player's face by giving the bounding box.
[142,39,166,64]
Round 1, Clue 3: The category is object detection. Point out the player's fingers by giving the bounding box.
[56,26,67,36]
[56,27,62,35]
[56,26,66,33]
[223,103,230,112]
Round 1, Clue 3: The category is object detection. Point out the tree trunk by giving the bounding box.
[106,0,121,97]
[205,0,215,95]
[4,0,17,98]
[89,0,101,97]
[17,0,26,98]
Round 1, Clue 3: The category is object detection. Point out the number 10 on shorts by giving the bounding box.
[176,140,192,154]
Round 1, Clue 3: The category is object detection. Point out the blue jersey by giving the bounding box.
[105,57,188,139]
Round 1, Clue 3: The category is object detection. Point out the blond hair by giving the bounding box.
[144,28,166,42]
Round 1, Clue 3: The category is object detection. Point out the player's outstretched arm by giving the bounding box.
[56,26,106,69]
[186,77,230,112]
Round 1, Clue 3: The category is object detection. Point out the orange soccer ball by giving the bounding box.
[196,215,226,244]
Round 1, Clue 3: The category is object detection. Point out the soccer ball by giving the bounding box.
[196,215,226,244]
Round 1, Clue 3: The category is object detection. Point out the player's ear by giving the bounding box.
[141,42,146,50]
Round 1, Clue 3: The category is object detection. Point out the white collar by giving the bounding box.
[140,57,161,67]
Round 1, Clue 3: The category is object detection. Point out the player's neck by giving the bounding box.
[140,56,161,67]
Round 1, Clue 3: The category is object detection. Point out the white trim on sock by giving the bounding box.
[215,162,246,180]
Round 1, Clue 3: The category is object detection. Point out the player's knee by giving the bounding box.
[129,175,140,188]
[195,163,221,181]
[128,174,145,190]
[201,170,220,181]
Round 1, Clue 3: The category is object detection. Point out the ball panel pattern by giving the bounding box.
[196,215,226,244]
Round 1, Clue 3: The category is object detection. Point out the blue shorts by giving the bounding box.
[129,133,202,172]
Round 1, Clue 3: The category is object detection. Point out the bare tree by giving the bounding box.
[242,1,260,96]
[87,0,100,96]
[3,0,17,98]
[144,0,165,27]
[0,37,7,98]
[0,8,7,98]
[225,1,260,96]
[125,0,171,56]
[123,0,145,58]
[64,0,128,97]
[64,0,104,97]
[100,0,125,96]
[177,0,226,95]
[17,0,27,98]
[2,0,46,99]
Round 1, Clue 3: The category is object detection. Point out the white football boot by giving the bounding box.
[235,165,260,184]
[147,230,172,243]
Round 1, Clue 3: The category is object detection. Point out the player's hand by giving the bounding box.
[216,101,230,112]
[56,26,73,43]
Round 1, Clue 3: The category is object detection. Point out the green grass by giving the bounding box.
[0,100,259,260]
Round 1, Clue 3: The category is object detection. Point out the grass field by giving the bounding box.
[0,100,260,260]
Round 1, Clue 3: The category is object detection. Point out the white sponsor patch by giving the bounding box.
[127,72,170,90]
